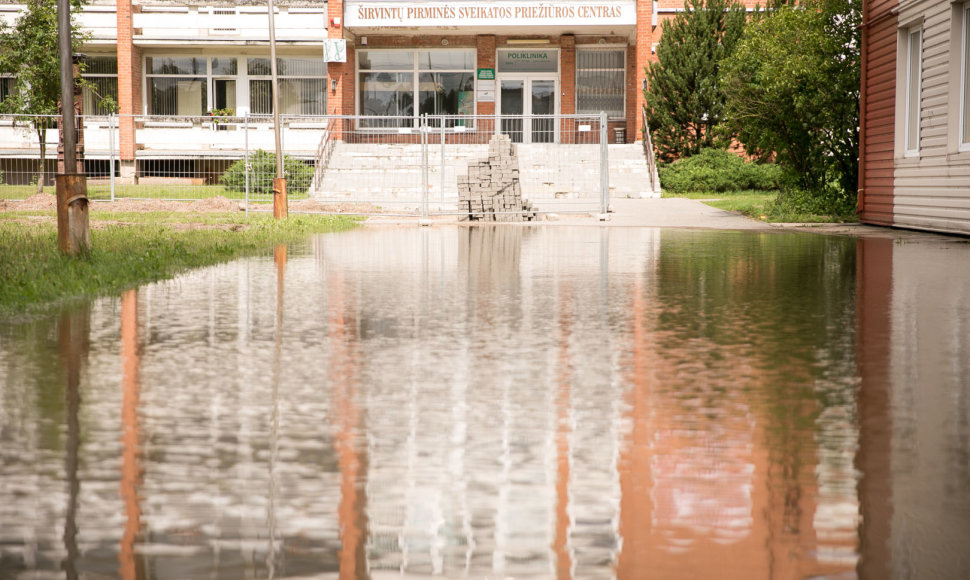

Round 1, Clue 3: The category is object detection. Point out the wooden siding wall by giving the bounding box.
[859,0,898,226]
[894,1,970,235]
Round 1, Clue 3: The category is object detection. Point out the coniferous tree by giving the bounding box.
[644,0,747,163]
[0,0,88,192]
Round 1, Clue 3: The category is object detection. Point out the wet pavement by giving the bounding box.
[1,225,969,579]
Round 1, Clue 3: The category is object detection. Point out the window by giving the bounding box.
[146,57,207,116]
[904,27,922,155]
[0,76,13,104]
[248,58,327,116]
[358,50,475,128]
[576,48,625,118]
[82,56,118,116]
[962,5,970,148]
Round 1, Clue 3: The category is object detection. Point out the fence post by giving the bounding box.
[440,120,446,203]
[244,113,250,217]
[599,111,609,216]
[421,115,429,220]
[109,113,116,202]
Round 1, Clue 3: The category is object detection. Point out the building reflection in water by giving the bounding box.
[119,290,146,580]
[615,232,859,579]
[3,227,970,578]
[854,236,970,579]
[59,305,89,580]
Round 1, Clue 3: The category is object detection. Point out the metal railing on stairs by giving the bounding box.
[308,107,339,194]
[641,106,662,196]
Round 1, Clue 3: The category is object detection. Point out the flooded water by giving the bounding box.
[1,226,969,579]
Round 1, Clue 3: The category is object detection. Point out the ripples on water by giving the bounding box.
[1,227,968,579]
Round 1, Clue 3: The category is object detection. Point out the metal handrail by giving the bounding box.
[641,106,661,195]
[308,107,339,193]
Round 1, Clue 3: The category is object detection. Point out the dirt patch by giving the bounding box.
[4,193,58,211]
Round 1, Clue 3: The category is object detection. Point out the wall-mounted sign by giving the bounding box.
[477,68,496,81]
[323,39,347,63]
[497,49,558,73]
[478,80,496,103]
[344,1,636,28]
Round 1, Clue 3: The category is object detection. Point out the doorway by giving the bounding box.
[499,76,558,144]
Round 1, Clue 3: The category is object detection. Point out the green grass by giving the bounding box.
[0,212,356,317]
[0,184,310,202]
[664,190,858,223]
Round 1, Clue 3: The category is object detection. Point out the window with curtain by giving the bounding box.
[81,56,118,116]
[576,49,625,118]
[248,57,327,116]
[358,50,475,128]
[146,57,207,116]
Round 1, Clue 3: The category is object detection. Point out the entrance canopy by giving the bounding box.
[344,0,638,38]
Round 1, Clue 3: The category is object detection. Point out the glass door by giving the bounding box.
[500,79,524,143]
[499,76,558,143]
[530,79,555,143]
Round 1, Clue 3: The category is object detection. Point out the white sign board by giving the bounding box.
[344,1,636,28]
[323,39,347,63]
[478,80,496,103]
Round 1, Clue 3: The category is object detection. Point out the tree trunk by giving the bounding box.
[37,125,46,194]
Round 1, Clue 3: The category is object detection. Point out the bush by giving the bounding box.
[767,186,857,219]
[221,150,314,195]
[659,148,783,193]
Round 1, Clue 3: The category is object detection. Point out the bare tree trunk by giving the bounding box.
[37,125,46,194]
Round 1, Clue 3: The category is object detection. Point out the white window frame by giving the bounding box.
[961,4,970,151]
[356,49,477,130]
[575,46,626,119]
[904,26,922,157]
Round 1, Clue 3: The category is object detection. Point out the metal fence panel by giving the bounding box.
[0,112,610,216]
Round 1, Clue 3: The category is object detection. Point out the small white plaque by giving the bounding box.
[323,39,347,63]
[579,125,591,132]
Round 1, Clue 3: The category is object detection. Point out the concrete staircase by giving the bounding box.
[310,140,661,206]
[608,144,663,199]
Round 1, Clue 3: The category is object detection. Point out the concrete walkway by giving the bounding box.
[601,198,771,229]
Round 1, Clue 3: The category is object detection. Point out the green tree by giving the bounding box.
[720,0,861,212]
[0,0,88,193]
[644,0,747,163]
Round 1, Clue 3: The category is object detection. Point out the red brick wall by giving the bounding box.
[116,0,141,160]
[476,35,496,115]
[635,0,653,143]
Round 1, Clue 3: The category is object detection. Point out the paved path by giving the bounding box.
[365,196,968,242]
[368,197,772,229]
[602,198,771,229]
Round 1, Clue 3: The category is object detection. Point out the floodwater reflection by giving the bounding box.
[1,227,969,579]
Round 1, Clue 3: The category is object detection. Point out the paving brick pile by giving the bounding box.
[458,134,537,222]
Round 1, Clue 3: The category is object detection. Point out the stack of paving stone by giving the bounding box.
[457,134,537,222]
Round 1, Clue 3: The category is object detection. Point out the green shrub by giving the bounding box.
[221,150,314,195]
[659,148,783,193]
[767,186,857,219]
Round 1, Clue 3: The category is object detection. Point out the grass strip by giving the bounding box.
[0,212,356,317]
[664,190,857,223]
